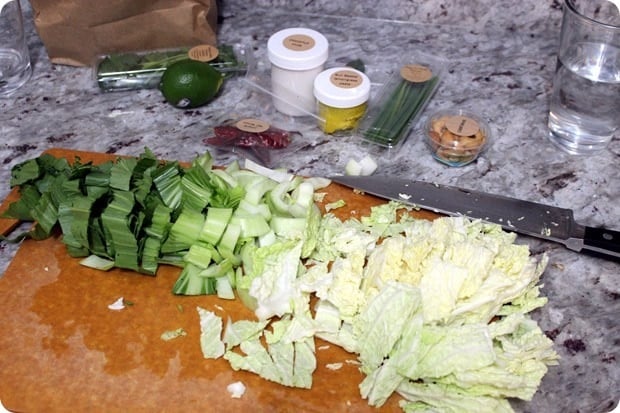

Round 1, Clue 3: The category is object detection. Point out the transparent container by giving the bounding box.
[267,27,329,116]
[424,108,491,167]
[94,43,253,92]
[313,67,371,134]
[358,54,444,149]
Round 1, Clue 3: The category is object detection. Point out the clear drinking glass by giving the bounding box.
[0,0,32,97]
[547,0,620,154]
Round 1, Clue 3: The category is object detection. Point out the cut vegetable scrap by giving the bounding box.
[197,307,225,359]
[313,192,327,202]
[226,381,246,399]
[107,297,125,311]
[325,199,346,212]
[344,155,378,176]
[358,155,378,175]
[160,328,187,341]
[80,255,115,271]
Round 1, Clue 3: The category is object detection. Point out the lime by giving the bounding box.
[160,59,224,108]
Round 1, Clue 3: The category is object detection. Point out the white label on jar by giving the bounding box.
[330,70,363,89]
[283,34,315,52]
[400,64,433,83]
[445,115,480,136]
[236,118,270,133]
[188,45,219,62]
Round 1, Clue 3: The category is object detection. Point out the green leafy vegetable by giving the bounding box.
[2,148,324,295]
[96,44,247,92]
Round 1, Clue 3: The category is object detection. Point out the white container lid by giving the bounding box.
[313,67,371,108]
[267,28,329,71]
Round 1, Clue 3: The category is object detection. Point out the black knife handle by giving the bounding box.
[583,227,620,260]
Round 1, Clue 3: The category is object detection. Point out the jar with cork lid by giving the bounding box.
[267,27,329,116]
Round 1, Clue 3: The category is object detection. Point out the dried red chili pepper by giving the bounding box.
[204,124,291,149]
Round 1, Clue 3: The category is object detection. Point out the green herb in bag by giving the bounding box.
[96,44,248,92]
[360,63,441,148]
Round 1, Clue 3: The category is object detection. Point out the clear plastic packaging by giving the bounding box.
[424,108,491,167]
[357,52,444,149]
[94,43,254,92]
[202,112,311,168]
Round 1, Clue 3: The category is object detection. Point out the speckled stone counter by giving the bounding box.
[1,1,619,412]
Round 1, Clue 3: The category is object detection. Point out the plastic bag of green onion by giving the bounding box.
[358,58,443,148]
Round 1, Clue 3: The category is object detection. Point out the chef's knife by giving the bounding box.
[330,175,620,259]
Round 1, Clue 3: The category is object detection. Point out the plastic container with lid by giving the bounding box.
[424,108,491,167]
[313,67,371,134]
[357,53,444,149]
[267,27,329,116]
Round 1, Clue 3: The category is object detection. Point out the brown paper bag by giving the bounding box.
[30,0,218,66]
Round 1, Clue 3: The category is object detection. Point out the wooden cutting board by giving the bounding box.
[0,148,438,413]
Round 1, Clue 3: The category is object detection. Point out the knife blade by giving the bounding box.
[329,175,620,259]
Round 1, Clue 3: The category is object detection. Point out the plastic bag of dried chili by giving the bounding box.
[204,117,299,166]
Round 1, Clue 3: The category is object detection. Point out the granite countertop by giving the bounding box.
[1,1,618,412]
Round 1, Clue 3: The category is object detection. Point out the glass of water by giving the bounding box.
[547,0,620,155]
[0,0,31,97]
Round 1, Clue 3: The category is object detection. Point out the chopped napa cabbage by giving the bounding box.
[297,261,332,298]
[325,199,346,212]
[245,239,305,320]
[393,313,558,411]
[418,258,470,323]
[396,323,496,380]
[197,307,225,359]
[223,317,317,389]
[223,318,269,349]
[301,203,322,258]
[160,328,187,341]
[397,381,514,413]
[322,256,365,323]
[225,338,281,382]
[195,192,556,410]
[303,209,556,410]
[354,282,422,373]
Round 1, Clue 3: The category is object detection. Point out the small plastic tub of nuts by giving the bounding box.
[424,109,490,167]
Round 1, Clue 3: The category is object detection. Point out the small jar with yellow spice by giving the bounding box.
[313,67,371,134]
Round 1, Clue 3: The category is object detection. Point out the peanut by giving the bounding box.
[428,114,487,165]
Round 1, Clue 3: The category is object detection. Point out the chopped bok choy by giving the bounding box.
[2,148,327,298]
